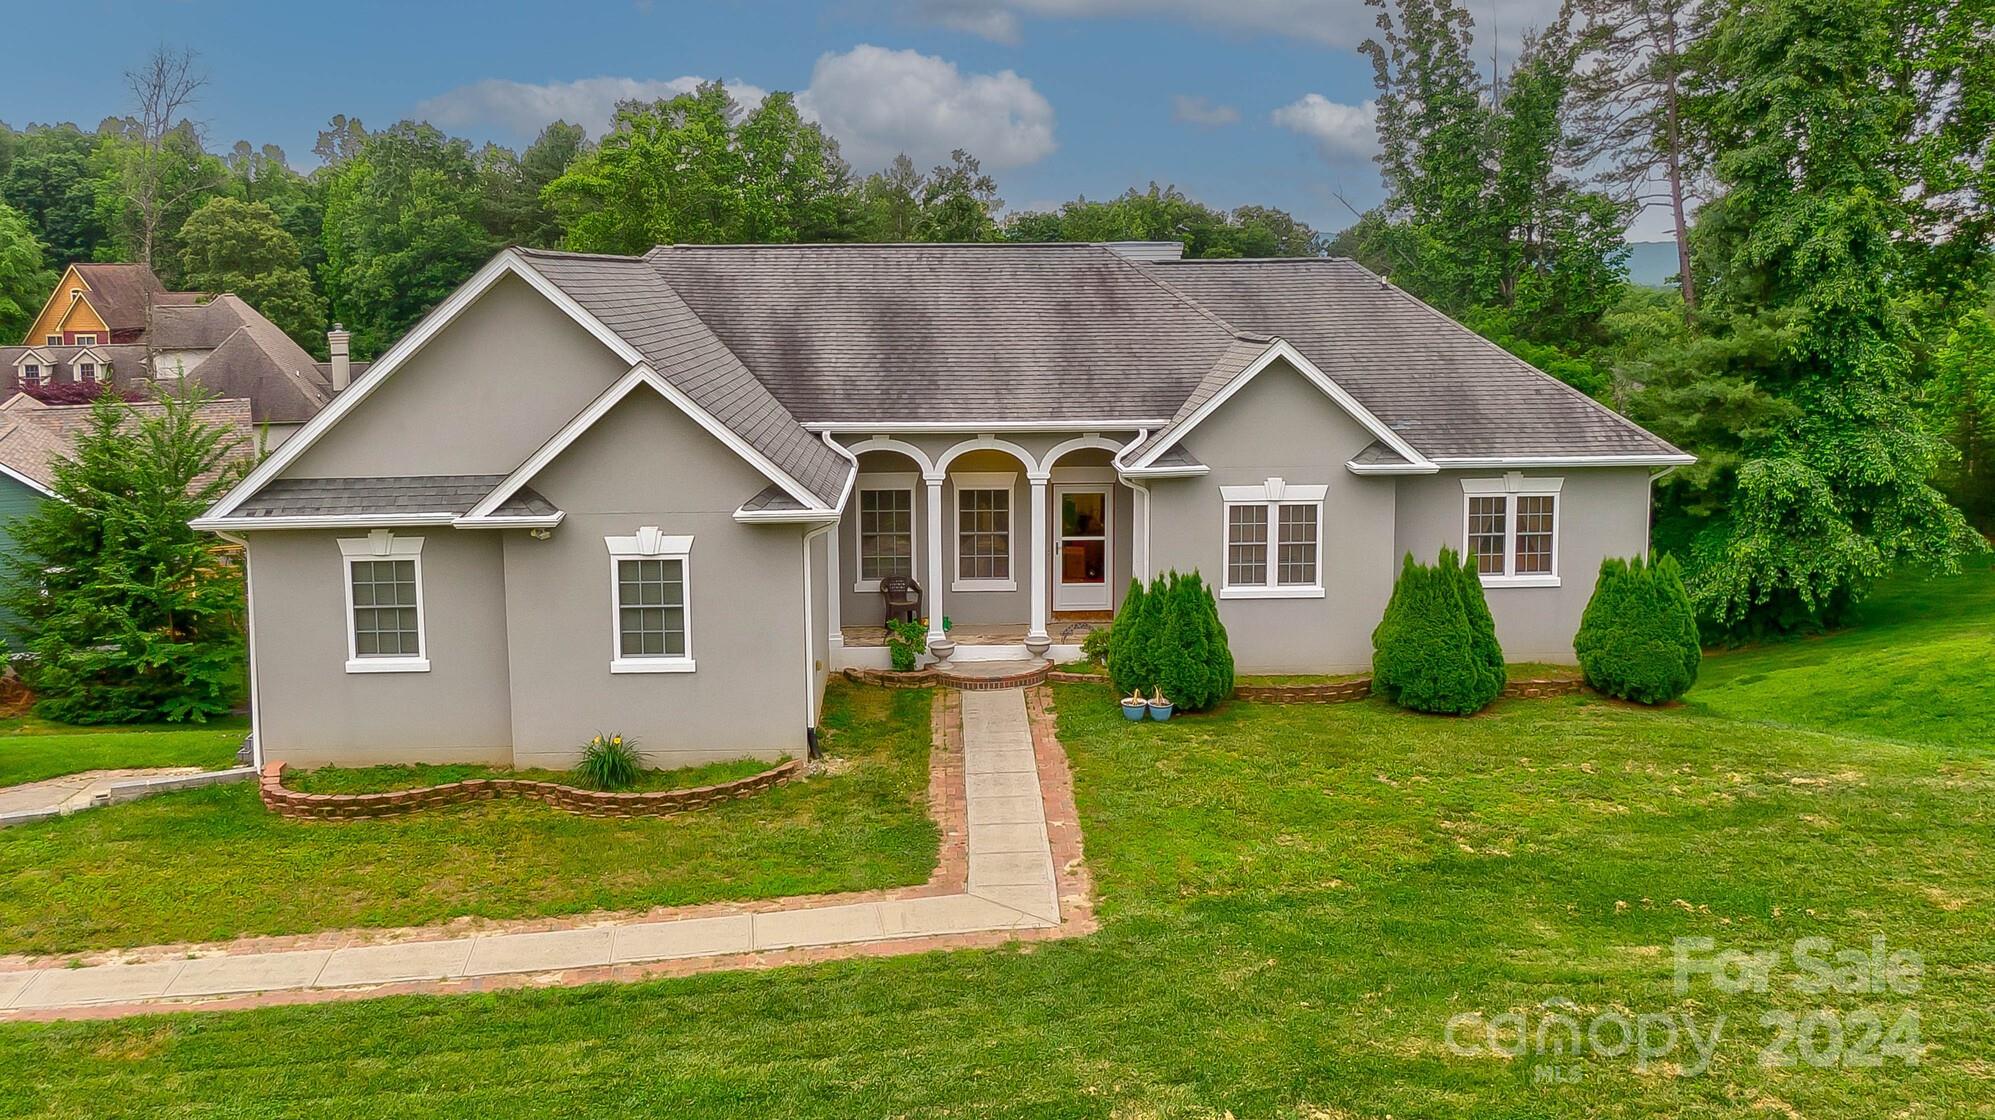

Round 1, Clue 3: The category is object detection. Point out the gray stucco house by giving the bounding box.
[194,242,1690,769]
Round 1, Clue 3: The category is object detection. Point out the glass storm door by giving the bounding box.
[1053,485,1111,611]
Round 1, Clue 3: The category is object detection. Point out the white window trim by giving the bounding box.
[607,527,695,674]
[1462,474,1563,588]
[951,470,1017,592]
[853,471,918,593]
[338,531,429,673]
[74,334,96,346]
[1219,477,1327,600]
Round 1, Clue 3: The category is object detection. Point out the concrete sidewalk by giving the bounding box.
[0,768,201,818]
[1,688,1069,1016]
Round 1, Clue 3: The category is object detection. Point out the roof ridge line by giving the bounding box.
[1100,246,1268,344]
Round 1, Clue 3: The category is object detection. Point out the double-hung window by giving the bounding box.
[339,531,428,672]
[1220,479,1326,599]
[952,472,1015,591]
[20,364,41,388]
[78,362,97,384]
[608,528,694,673]
[855,475,915,590]
[1462,475,1562,586]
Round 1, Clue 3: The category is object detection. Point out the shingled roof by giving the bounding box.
[0,393,254,494]
[1140,258,1682,460]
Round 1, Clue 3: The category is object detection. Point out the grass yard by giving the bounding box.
[0,717,247,788]
[0,686,934,956]
[283,756,780,795]
[1,574,1990,1117]
[2,678,1989,1116]
[1689,560,1995,751]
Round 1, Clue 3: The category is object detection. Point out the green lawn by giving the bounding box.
[0,717,247,788]
[283,756,780,795]
[3,678,1989,1117]
[0,686,935,956]
[1689,560,1995,751]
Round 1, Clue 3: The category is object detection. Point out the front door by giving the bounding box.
[1053,485,1111,611]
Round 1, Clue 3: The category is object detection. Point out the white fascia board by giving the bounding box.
[465,363,831,520]
[191,512,460,532]
[1345,460,1440,476]
[1430,453,1697,468]
[452,511,567,530]
[732,507,844,525]
[1130,339,1434,472]
[803,420,1164,433]
[1116,465,1212,479]
[0,461,57,498]
[201,250,645,523]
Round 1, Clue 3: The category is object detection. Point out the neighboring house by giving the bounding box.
[0,393,256,648]
[194,243,1692,770]
[4,263,343,444]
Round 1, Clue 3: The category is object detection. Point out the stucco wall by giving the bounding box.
[285,275,628,479]
[246,528,515,767]
[1393,467,1652,662]
[1145,359,1399,673]
[499,390,808,768]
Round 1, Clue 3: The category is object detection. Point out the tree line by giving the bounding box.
[1341,0,1991,637]
[0,55,1326,360]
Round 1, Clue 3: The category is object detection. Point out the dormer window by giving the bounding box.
[21,364,41,388]
[78,362,98,384]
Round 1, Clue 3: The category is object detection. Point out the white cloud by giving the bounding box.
[1271,93,1377,161]
[415,76,770,140]
[910,0,1566,54]
[415,46,1054,173]
[800,45,1056,170]
[1171,95,1240,127]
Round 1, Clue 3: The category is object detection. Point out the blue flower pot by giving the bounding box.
[1121,701,1148,721]
[1148,702,1174,722]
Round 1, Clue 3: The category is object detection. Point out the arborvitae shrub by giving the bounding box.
[1107,570,1235,711]
[1574,554,1702,703]
[1108,577,1150,695]
[1370,548,1507,714]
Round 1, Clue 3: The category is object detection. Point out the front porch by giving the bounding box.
[822,430,1140,670]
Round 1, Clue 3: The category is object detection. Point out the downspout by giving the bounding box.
[801,520,838,761]
[1645,464,1682,559]
[216,530,263,770]
[1114,430,1152,583]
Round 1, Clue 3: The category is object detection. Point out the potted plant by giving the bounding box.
[1148,686,1174,722]
[1121,688,1148,721]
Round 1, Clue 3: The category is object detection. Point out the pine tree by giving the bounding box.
[1,389,249,722]
[1140,573,1178,701]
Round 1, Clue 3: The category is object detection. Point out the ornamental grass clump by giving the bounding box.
[1574,553,1702,703]
[1371,548,1506,715]
[574,732,642,791]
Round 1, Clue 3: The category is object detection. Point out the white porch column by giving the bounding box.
[1026,473,1051,656]
[825,512,843,647]
[924,475,950,662]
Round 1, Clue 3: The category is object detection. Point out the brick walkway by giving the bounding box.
[0,686,1093,1020]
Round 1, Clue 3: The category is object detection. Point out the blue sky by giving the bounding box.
[8,0,1645,240]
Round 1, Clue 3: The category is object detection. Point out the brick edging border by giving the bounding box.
[259,758,805,820]
[842,665,1053,691]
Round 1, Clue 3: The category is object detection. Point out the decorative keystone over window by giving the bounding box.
[1462,473,1563,587]
[339,530,429,673]
[607,528,695,674]
[1220,478,1327,599]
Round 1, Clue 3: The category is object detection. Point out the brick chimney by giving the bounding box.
[327,324,351,391]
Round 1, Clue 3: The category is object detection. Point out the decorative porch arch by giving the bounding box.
[1040,434,1129,472]
[840,435,938,478]
[934,435,1043,479]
